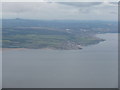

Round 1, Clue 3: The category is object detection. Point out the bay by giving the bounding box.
[2,33,118,88]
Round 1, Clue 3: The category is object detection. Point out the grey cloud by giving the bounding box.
[57,2,102,14]
[2,2,117,21]
[2,2,31,13]
[109,2,118,5]
[109,11,118,15]
[2,2,43,13]
[79,8,91,14]
[58,2,118,15]
[57,2,103,7]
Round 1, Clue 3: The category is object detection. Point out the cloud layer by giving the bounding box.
[2,2,118,21]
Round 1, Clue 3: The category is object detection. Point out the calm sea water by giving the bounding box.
[2,33,118,88]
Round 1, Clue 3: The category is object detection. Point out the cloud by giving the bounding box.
[2,2,43,13]
[2,2,118,21]
[57,2,118,15]
[57,2,103,7]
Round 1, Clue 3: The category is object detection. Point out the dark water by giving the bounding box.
[2,33,118,88]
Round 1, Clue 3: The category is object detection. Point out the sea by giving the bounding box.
[2,33,118,88]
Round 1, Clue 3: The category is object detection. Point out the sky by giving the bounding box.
[1,0,119,21]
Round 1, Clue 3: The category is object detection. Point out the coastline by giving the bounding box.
[2,33,112,51]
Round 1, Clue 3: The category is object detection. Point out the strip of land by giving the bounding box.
[2,19,117,50]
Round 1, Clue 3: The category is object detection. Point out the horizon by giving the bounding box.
[1,18,118,22]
